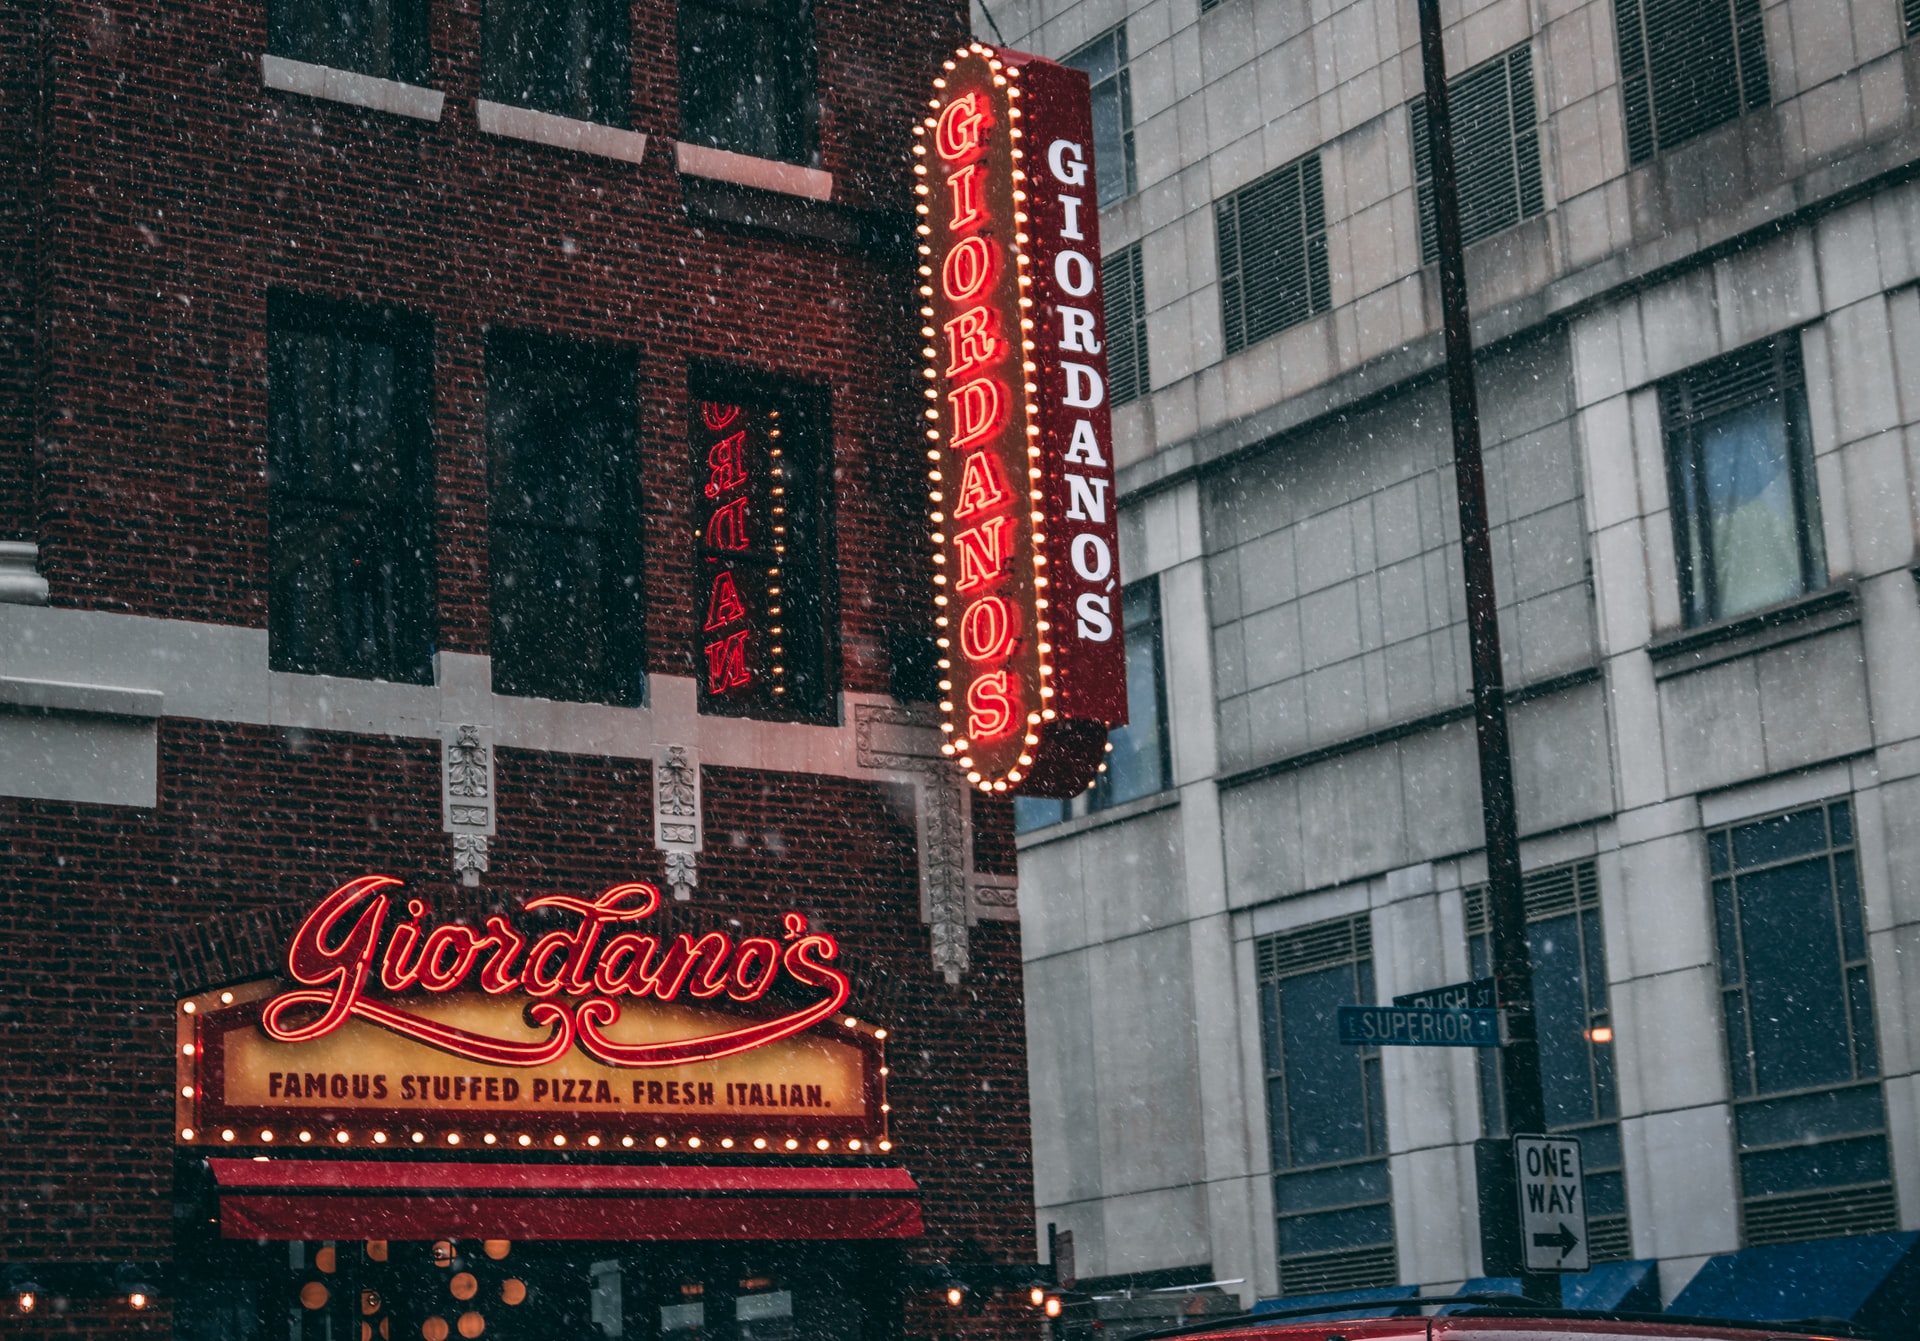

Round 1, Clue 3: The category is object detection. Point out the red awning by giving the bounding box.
[207,1159,923,1242]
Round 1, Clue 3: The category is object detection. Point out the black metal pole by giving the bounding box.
[1412,0,1559,1306]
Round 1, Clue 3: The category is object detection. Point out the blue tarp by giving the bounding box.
[1250,1285,1422,1321]
[1453,1259,1660,1313]
[1668,1230,1920,1335]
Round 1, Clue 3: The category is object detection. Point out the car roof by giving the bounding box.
[1153,1307,1866,1341]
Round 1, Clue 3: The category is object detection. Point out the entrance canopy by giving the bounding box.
[208,1159,923,1242]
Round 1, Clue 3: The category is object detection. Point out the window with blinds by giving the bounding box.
[1256,915,1398,1296]
[1216,154,1330,356]
[1102,243,1150,407]
[1466,861,1630,1263]
[1410,44,1543,265]
[1908,0,1920,38]
[1614,0,1769,163]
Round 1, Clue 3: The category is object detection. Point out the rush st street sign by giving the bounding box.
[913,43,1128,797]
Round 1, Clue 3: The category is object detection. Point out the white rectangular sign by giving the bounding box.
[1514,1133,1589,1273]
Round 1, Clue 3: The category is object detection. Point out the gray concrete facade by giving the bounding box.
[991,0,1920,1304]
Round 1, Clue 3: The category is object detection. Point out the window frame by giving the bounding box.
[266,290,437,687]
[1409,42,1544,265]
[267,0,431,83]
[481,0,632,128]
[1661,336,1826,629]
[676,0,820,167]
[484,327,647,707]
[1215,153,1331,356]
[1061,25,1137,207]
[1101,242,1150,408]
[1614,0,1769,162]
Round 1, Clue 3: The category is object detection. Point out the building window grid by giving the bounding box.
[1102,243,1150,408]
[677,0,818,166]
[1216,154,1331,357]
[1063,26,1137,207]
[1710,800,1896,1245]
[482,0,632,127]
[1257,916,1398,1296]
[1465,862,1631,1263]
[1410,44,1544,265]
[1663,337,1827,628]
[1615,0,1769,163]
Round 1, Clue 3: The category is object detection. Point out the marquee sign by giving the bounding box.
[175,878,890,1149]
[913,43,1128,797]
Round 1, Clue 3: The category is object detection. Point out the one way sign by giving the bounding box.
[1514,1134,1588,1273]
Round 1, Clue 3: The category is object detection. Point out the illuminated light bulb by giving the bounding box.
[946,1286,966,1309]
[1031,1288,1047,1307]
[1587,1026,1615,1043]
[484,1133,498,1146]
[1046,1297,1064,1318]
[687,1137,702,1149]
[180,1127,195,1141]
[587,1136,600,1148]
[221,1129,235,1142]
[655,1136,669,1148]
[299,1130,313,1143]
[874,1028,888,1040]
[844,1016,859,1028]
[784,1138,800,1150]
[518,1135,532,1147]
[720,1138,735,1149]
[967,772,983,783]
[220,991,234,1004]
[336,1130,350,1144]
[181,1085,195,1098]
[182,1001,196,1014]
[18,1293,37,1314]
[621,1136,634,1148]
[993,781,1008,792]
[411,1131,426,1144]
[754,1137,768,1150]
[182,1043,195,1056]
[447,1133,461,1146]
[878,1139,893,1152]
[129,1293,150,1311]
[552,1135,566,1147]
[848,1139,862,1151]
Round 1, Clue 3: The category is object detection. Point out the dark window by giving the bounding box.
[1467,862,1630,1262]
[1615,0,1769,162]
[1103,242,1150,407]
[268,293,435,685]
[1063,26,1136,206]
[1091,580,1171,810]
[1712,800,1897,1245]
[689,368,836,724]
[1257,917,1397,1296]
[486,330,644,706]
[1410,44,1544,264]
[1663,338,1825,627]
[483,0,630,126]
[678,0,818,166]
[1216,154,1330,356]
[269,0,429,82]
[1908,0,1920,39]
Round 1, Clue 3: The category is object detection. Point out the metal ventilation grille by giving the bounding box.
[1908,0,1920,37]
[1660,337,1798,426]
[1464,860,1599,936]
[1279,1245,1397,1296]
[1743,1184,1898,1246]
[1258,915,1372,981]
[1587,1213,1632,1263]
[1103,242,1150,407]
[1216,153,1330,356]
[1615,0,1769,163]
[1411,44,1543,265]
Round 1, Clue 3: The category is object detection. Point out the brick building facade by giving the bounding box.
[0,0,1043,1336]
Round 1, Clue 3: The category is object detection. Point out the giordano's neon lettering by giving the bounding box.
[261,876,851,1069]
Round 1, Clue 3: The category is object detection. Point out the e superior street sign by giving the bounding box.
[1336,1004,1500,1047]
[1515,1133,1589,1273]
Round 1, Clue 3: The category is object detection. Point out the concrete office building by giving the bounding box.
[991,0,1920,1309]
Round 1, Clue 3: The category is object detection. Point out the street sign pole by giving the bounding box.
[1412,0,1559,1306]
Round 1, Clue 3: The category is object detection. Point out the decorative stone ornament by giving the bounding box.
[653,745,702,900]
[441,724,496,886]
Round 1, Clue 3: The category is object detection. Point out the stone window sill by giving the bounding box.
[0,675,164,719]
[261,54,445,122]
[675,141,832,201]
[475,100,648,164]
[1648,583,1858,680]
[1014,787,1181,851]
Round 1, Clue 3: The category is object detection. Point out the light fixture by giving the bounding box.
[945,1286,965,1308]
[1030,1287,1046,1307]
[1045,1296,1063,1318]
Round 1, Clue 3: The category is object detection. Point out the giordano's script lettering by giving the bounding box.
[262,877,850,1069]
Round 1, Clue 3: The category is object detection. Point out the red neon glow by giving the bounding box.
[966,670,1016,738]
[952,448,1012,519]
[705,431,748,498]
[959,595,1017,662]
[947,377,1006,450]
[705,495,751,551]
[701,402,742,431]
[944,307,1004,380]
[262,880,851,1069]
[704,570,747,631]
[705,629,750,693]
[934,90,991,162]
[947,162,987,231]
[953,515,1011,592]
[941,235,998,302]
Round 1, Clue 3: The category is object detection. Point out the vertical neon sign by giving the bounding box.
[914,44,1128,796]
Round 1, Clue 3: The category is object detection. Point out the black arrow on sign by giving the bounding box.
[1531,1223,1579,1258]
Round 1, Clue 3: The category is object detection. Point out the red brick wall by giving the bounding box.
[16,0,956,693]
[0,722,1040,1340]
